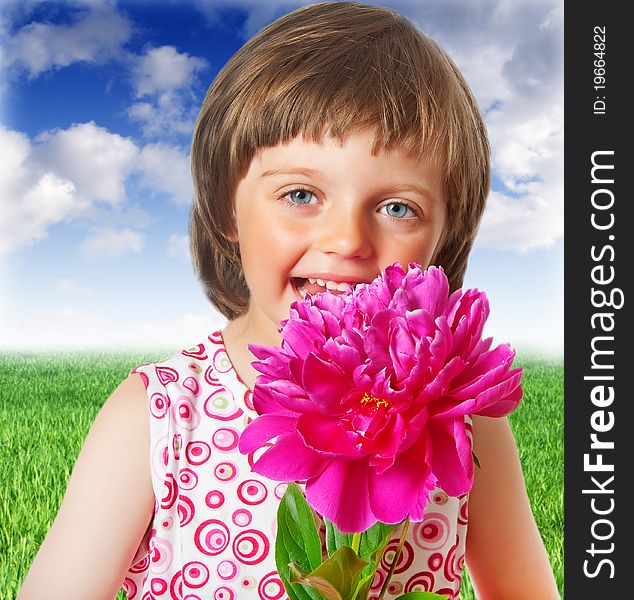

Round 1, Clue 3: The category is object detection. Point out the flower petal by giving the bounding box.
[440,369,523,418]
[239,414,298,454]
[365,310,394,370]
[451,342,511,390]
[368,434,435,524]
[368,412,407,471]
[248,343,278,361]
[417,356,465,405]
[301,352,352,413]
[251,357,292,380]
[449,360,515,401]
[449,292,489,359]
[407,265,450,314]
[265,380,323,414]
[282,316,323,360]
[297,413,362,458]
[389,317,416,382]
[251,432,326,481]
[322,337,362,375]
[477,383,523,417]
[252,382,291,415]
[305,458,375,533]
[313,291,347,324]
[428,418,473,496]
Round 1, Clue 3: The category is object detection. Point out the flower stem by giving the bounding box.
[351,532,362,555]
[377,518,410,600]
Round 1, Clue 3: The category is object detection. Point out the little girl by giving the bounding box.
[19,2,559,599]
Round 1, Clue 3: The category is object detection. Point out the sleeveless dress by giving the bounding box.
[121,331,469,600]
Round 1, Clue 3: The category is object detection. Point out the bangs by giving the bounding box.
[224,13,466,179]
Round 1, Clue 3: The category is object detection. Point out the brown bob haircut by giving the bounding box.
[190,1,490,320]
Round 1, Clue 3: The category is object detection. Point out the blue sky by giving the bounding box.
[0,0,563,355]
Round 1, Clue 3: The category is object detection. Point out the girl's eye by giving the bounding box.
[380,202,417,219]
[284,188,317,205]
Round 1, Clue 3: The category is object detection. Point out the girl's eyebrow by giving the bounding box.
[259,167,325,180]
[383,182,439,203]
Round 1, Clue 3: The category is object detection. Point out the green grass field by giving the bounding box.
[0,352,563,599]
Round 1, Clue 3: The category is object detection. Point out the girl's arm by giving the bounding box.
[465,415,560,599]
[18,374,154,600]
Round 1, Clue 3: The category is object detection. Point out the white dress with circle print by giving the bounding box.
[121,330,469,600]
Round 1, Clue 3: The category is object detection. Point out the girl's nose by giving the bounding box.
[314,209,373,259]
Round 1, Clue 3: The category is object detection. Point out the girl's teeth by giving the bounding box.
[302,278,353,292]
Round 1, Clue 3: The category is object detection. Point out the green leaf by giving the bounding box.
[275,483,326,600]
[290,563,344,600]
[325,519,397,572]
[324,519,399,599]
[395,593,449,599]
[290,545,370,600]
[350,572,373,600]
[284,483,324,570]
[472,450,481,469]
[276,519,321,600]
[324,518,353,556]
[349,521,400,599]
[357,521,399,577]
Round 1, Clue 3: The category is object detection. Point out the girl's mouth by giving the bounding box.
[291,277,355,299]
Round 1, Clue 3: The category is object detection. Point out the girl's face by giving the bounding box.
[233,130,446,345]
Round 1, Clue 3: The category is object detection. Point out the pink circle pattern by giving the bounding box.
[125,332,469,598]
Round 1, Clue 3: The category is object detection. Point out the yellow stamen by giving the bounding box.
[360,392,390,409]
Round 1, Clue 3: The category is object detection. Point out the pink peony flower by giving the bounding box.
[239,264,522,533]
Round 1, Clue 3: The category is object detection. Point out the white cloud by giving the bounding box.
[128,46,207,138]
[128,94,198,138]
[4,3,132,78]
[0,122,194,257]
[55,278,91,295]
[3,8,205,139]
[6,173,79,252]
[138,143,193,205]
[79,228,144,259]
[34,121,139,206]
[21,173,80,227]
[475,99,563,251]
[0,126,30,189]
[0,126,88,256]
[489,106,562,188]
[3,8,207,139]
[132,46,207,97]
[476,186,563,252]
[167,234,190,262]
